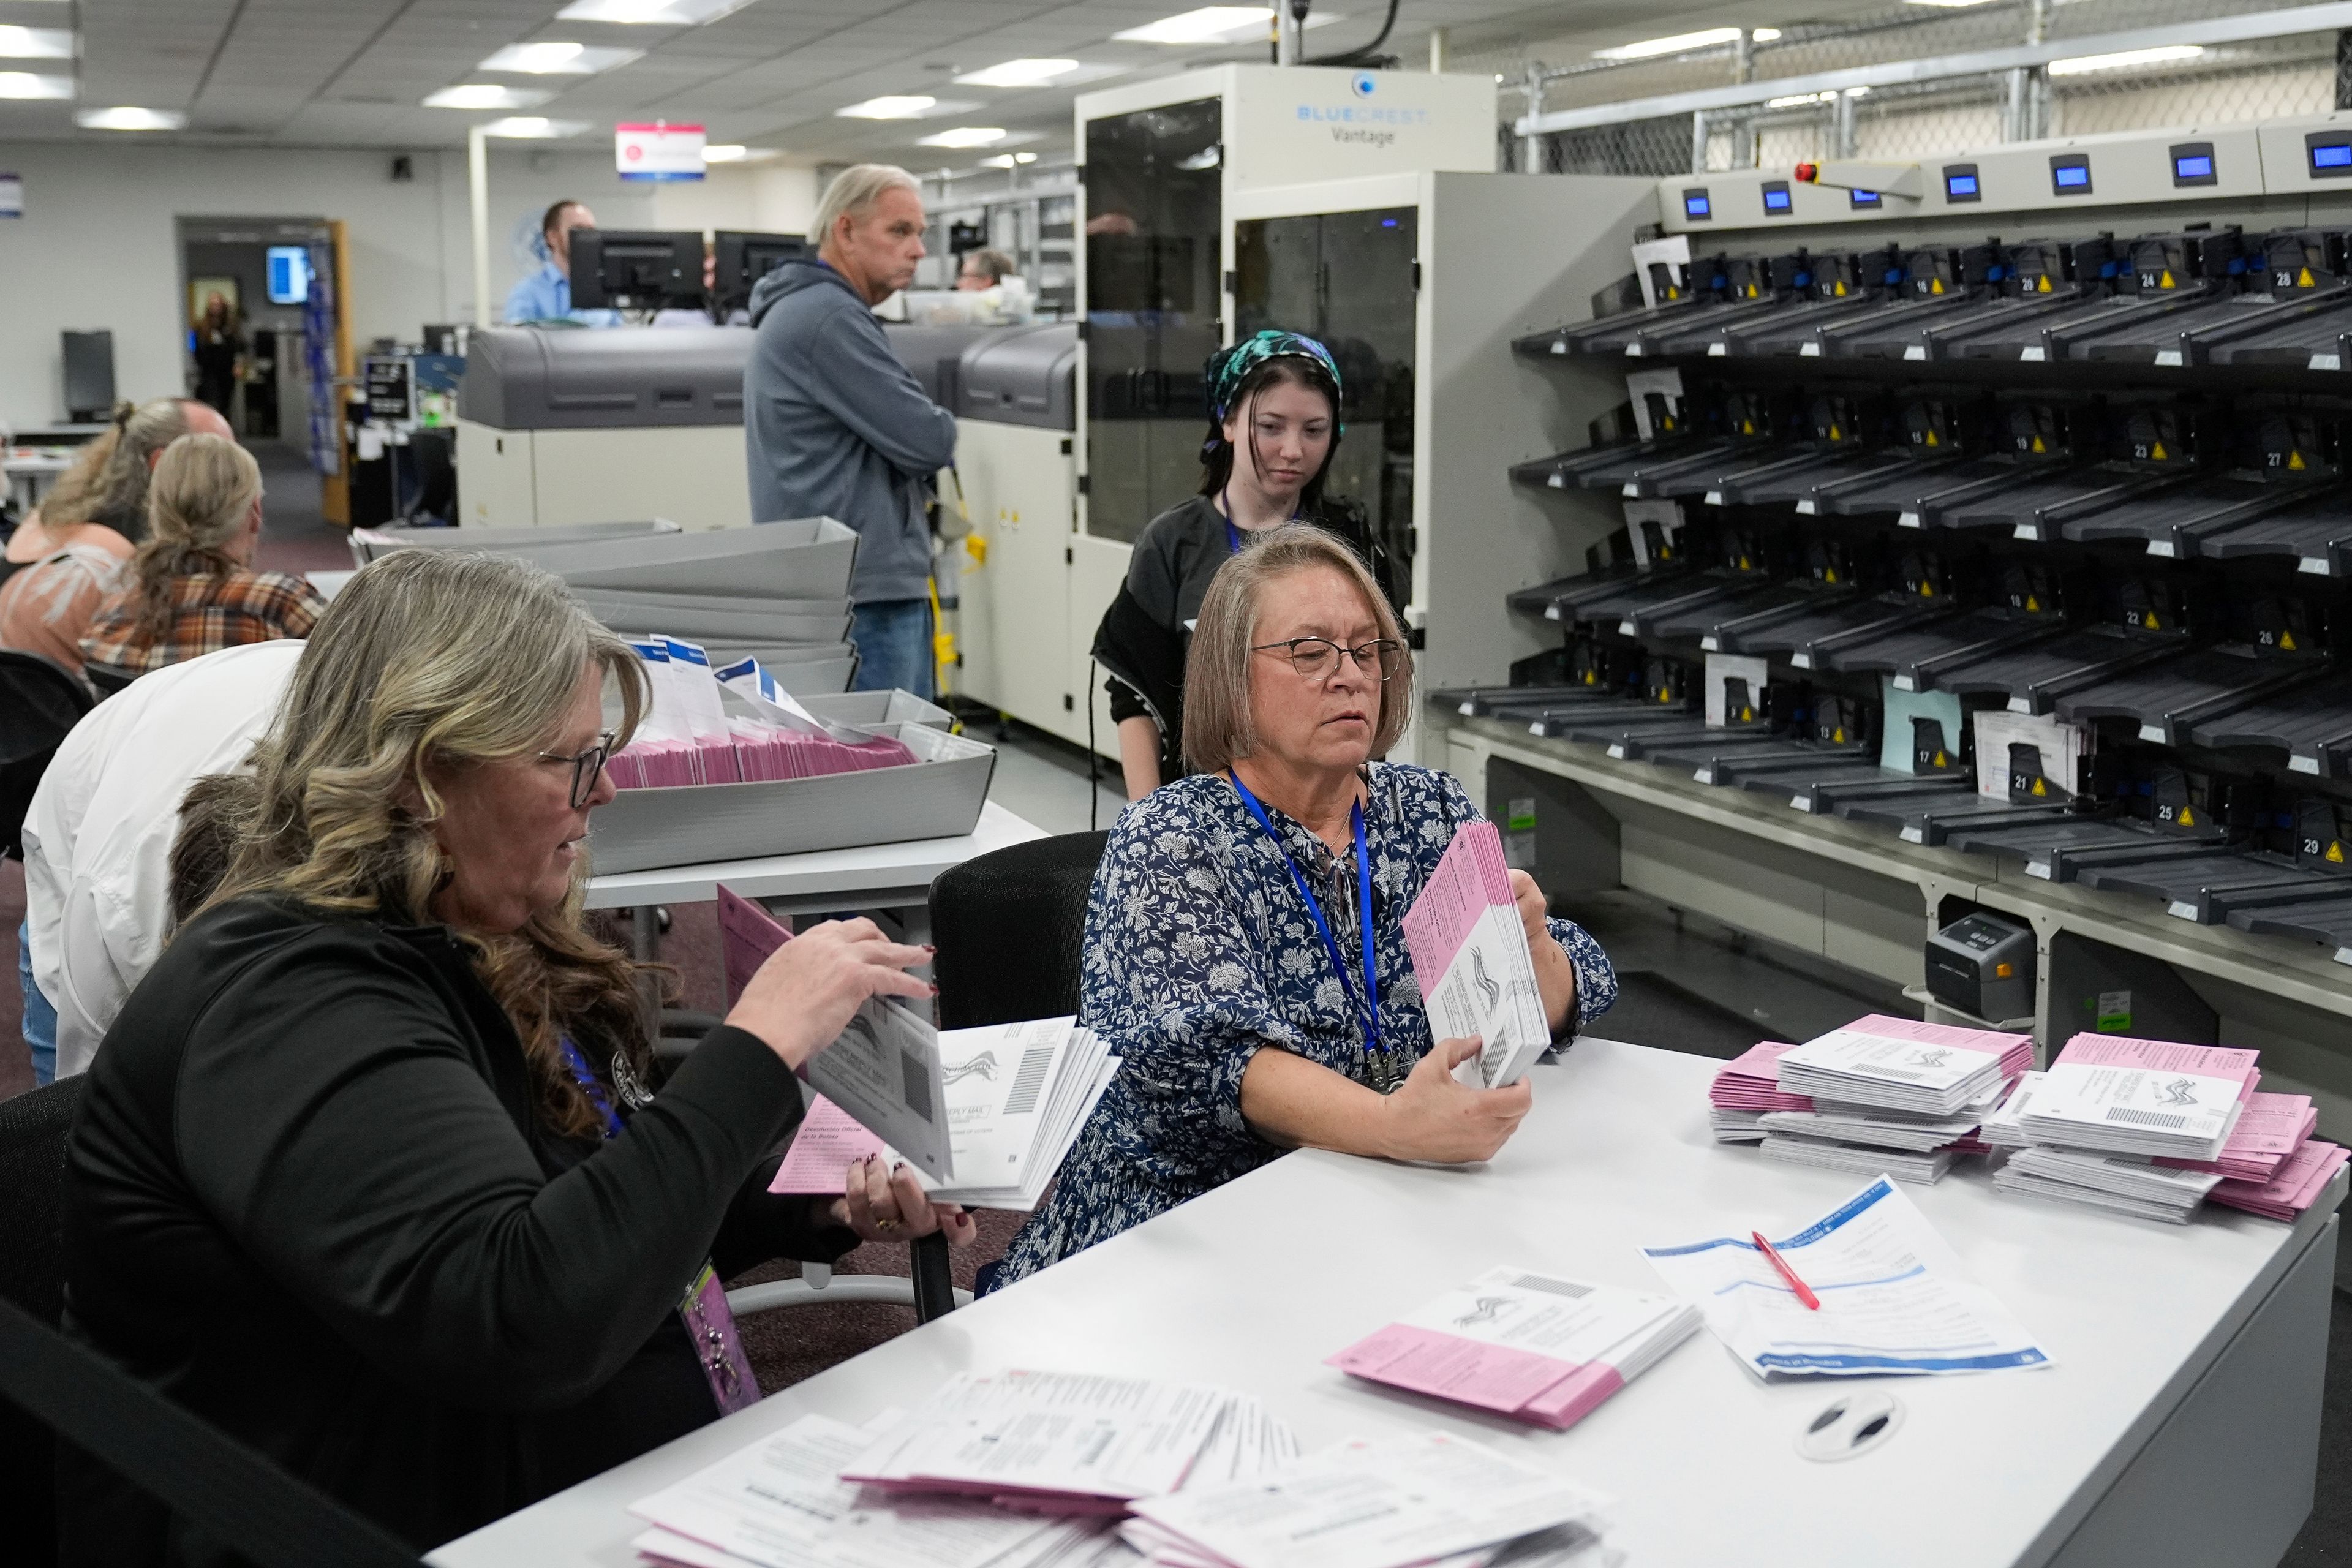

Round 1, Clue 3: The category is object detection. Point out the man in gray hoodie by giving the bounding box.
[745,164,956,696]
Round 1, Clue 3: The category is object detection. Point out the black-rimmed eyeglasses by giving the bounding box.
[1250,636,1407,684]
[539,731,617,809]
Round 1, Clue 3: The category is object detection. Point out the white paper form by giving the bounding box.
[1404,820,1549,1089]
[1126,1431,1611,1568]
[1642,1175,2054,1377]
[715,654,873,743]
[628,1413,1060,1568]
[845,1373,1235,1504]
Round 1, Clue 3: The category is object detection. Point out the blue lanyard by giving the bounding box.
[1229,772,1383,1058]
[1224,515,1243,556]
[558,1035,625,1140]
[1218,483,1300,556]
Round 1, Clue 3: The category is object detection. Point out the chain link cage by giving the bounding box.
[1464,0,2351,177]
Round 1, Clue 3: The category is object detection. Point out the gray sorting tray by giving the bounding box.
[794,690,952,730]
[709,644,858,695]
[356,516,860,600]
[350,518,681,566]
[587,721,995,874]
[577,589,853,644]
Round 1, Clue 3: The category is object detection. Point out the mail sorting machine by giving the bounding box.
[449,321,1096,745]
[1430,118,2352,1129]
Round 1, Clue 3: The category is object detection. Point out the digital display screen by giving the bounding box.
[1850,189,1880,208]
[2313,142,2352,170]
[1683,190,1712,218]
[1946,173,1979,197]
[2054,163,2090,189]
[265,245,310,306]
[1762,186,1792,212]
[2173,153,2213,181]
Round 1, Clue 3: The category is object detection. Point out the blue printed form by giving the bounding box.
[1642,1177,2055,1378]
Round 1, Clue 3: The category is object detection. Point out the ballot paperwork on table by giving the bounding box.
[1643,1176,2053,1378]
[718,886,951,1181]
[1403,819,1549,1088]
[1325,1266,1698,1430]
[1123,1430,1614,1568]
[769,1015,1118,1210]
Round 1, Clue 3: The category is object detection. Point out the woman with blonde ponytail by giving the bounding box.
[77,431,325,679]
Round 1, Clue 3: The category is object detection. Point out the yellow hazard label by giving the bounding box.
[2145,611,2160,628]
[2032,777,2048,796]
[1747,284,1759,298]
[2038,275,2052,293]
[1921,581,1936,597]
[1933,750,1948,767]
[2026,595,2040,611]
[2031,435,2046,453]
[2330,841,2345,864]
[1583,671,1597,684]
[2290,450,2307,470]
[1830,424,1842,441]
[1926,430,1940,446]
[2160,270,2176,288]
[1739,556,1751,570]
[2283,630,2298,650]
[1825,567,1838,582]
[2150,441,2168,461]
[1667,287,1681,299]
[1658,688,1673,703]
[1741,706,1754,721]
[2301,267,2315,287]
[1931,279,1945,294]
[1833,727,1847,743]
[2179,807,2195,826]
[1835,281,1848,296]
[1742,420,1755,434]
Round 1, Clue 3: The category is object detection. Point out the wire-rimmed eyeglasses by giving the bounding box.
[1250,636,1407,683]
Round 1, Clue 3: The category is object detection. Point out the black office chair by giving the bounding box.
[0,649,96,858]
[912,829,1111,1315]
[81,662,136,700]
[0,1076,425,1567]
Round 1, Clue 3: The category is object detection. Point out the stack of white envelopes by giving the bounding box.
[1757,1016,2030,1183]
[2015,1035,2257,1160]
[772,1016,1118,1210]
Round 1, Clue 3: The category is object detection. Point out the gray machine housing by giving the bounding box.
[1925,913,2037,1024]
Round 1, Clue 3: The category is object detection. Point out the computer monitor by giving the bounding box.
[265,245,311,305]
[569,230,703,310]
[712,230,806,311]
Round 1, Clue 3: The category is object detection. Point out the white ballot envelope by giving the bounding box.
[1404,820,1550,1089]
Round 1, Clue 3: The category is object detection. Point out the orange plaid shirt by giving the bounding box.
[79,568,326,676]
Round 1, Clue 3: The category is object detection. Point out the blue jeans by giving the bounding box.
[18,919,56,1087]
[850,597,934,699]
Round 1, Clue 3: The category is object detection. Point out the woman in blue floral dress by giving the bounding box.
[988,527,1615,1290]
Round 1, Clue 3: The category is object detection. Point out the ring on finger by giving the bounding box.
[875,1216,900,1232]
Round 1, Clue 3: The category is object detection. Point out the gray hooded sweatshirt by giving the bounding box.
[745,260,957,605]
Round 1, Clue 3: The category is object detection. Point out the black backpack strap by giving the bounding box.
[0,1295,424,1568]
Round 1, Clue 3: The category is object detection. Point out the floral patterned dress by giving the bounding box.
[987,761,1617,1291]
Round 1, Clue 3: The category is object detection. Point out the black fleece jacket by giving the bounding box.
[59,894,856,1564]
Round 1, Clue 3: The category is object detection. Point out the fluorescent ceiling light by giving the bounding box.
[1905,0,1998,7]
[1594,26,1747,61]
[916,126,1009,149]
[703,143,778,162]
[1765,85,1867,107]
[955,58,1079,88]
[76,105,184,130]
[979,151,1041,167]
[479,42,642,75]
[423,83,554,110]
[1114,7,1338,46]
[554,0,752,22]
[483,116,591,138]
[1751,28,1782,40]
[836,94,980,119]
[2047,43,2205,76]
[0,71,72,99]
[0,26,74,58]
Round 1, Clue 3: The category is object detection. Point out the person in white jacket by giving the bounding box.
[22,639,301,1079]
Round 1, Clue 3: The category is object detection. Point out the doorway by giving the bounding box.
[175,216,328,446]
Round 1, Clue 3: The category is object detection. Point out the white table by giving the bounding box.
[428,1038,2340,1568]
[585,798,1046,945]
[4,448,75,513]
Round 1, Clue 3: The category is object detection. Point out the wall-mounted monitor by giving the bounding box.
[1682,187,1713,221]
[1760,180,1793,215]
[2168,142,2217,187]
[2307,132,2352,178]
[1942,164,1981,203]
[2049,153,2093,195]
[265,244,311,305]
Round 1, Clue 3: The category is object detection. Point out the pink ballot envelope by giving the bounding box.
[717,886,790,1008]
[1325,1266,1697,1431]
[768,1095,889,1194]
[1403,821,1548,1089]
[2050,1032,2261,1099]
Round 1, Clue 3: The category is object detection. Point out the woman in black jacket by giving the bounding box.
[1093,330,1400,801]
[59,547,961,1563]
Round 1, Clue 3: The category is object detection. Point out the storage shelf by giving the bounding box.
[2051,646,2329,747]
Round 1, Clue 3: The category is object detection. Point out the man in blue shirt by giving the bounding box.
[503,199,622,326]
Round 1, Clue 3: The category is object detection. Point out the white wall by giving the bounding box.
[0,143,821,432]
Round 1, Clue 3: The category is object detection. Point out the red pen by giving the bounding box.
[1752,1231,1822,1311]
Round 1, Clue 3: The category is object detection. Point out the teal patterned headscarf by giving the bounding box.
[1202,330,1344,461]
